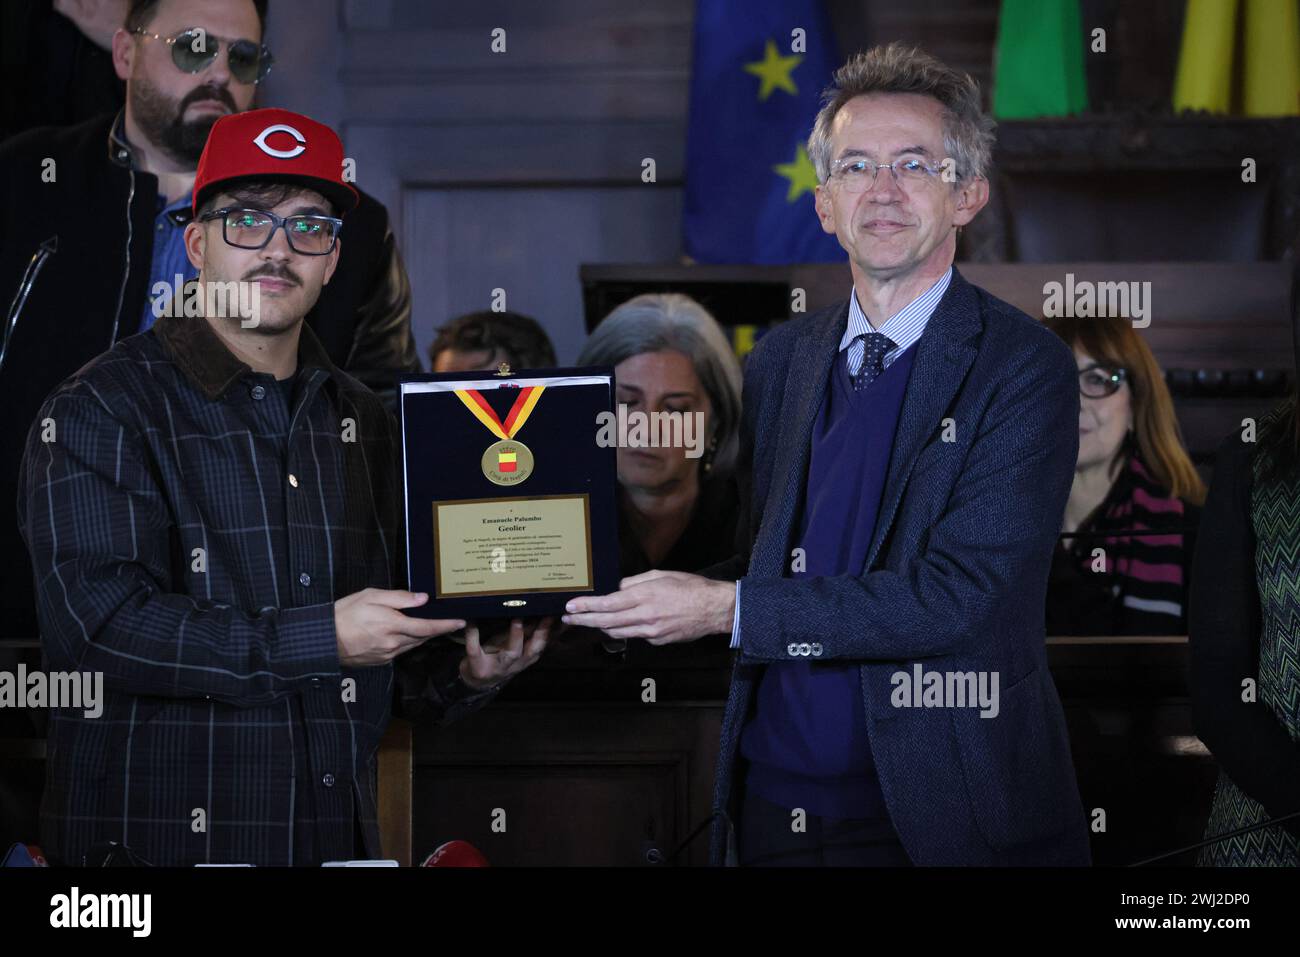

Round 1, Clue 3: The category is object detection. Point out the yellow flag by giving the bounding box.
[733,324,757,361]
[1243,0,1300,116]
[1173,0,1239,113]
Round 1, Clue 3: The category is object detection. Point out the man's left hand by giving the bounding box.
[459,617,552,690]
[561,571,735,645]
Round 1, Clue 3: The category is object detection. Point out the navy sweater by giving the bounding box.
[740,339,918,818]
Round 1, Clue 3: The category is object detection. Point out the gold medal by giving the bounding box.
[481,439,534,485]
[454,384,544,487]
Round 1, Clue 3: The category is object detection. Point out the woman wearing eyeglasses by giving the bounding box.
[564,293,743,665]
[1042,315,1206,637]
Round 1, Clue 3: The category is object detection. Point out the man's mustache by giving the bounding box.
[179,84,236,116]
[244,266,301,286]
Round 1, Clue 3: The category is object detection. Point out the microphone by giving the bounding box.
[2,843,46,867]
[645,810,733,865]
[420,840,489,867]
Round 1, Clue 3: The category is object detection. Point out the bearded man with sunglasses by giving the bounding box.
[17,108,550,867]
[0,0,420,644]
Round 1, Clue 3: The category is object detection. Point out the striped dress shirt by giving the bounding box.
[18,311,493,866]
[841,267,952,376]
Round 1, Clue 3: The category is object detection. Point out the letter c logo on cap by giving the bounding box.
[253,124,307,159]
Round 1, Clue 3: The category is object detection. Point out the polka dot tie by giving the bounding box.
[851,331,896,391]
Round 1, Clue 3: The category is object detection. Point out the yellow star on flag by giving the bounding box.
[773,144,819,202]
[744,39,802,100]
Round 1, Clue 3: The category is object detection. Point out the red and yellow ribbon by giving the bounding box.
[453,385,544,440]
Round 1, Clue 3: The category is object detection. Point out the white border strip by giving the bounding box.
[401,375,609,395]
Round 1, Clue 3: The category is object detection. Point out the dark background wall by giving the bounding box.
[261,0,697,366]
[258,0,1199,366]
[255,0,1022,366]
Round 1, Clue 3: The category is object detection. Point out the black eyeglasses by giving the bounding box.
[133,27,274,85]
[199,207,343,255]
[1079,364,1127,398]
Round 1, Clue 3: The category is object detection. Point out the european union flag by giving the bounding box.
[683,0,844,264]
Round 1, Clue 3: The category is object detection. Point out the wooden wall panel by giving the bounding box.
[411,704,723,866]
[404,185,682,364]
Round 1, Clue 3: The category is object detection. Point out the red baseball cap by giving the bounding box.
[192,107,359,217]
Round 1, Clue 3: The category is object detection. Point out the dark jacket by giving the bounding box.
[0,0,123,143]
[1191,426,1300,853]
[0,110,420,640]
[17,312,490,866]
[701,269,1091,866]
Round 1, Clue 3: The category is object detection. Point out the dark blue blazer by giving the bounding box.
[705,268,1091,866]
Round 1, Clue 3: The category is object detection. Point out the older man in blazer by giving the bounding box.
[564,43,1089,866]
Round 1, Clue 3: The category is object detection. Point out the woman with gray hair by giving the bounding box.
[575,292,742,654]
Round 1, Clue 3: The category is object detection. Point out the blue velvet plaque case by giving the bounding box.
[398,367,619,621]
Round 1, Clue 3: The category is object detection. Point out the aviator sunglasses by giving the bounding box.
[132,26,274,85]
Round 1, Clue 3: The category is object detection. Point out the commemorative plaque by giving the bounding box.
[398,365,620,620]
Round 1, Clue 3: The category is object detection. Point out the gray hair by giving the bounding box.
[808,42,996,184]
[577,293,742,477]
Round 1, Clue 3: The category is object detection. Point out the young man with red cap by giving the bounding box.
[0,0,419,647]
[16,108,551,867]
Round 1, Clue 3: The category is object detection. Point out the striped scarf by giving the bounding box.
[1068,448,1192,631]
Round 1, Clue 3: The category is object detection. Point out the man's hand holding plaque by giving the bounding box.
[334,587,552,690]
[458,616,554,689]
[334,587,465,666]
